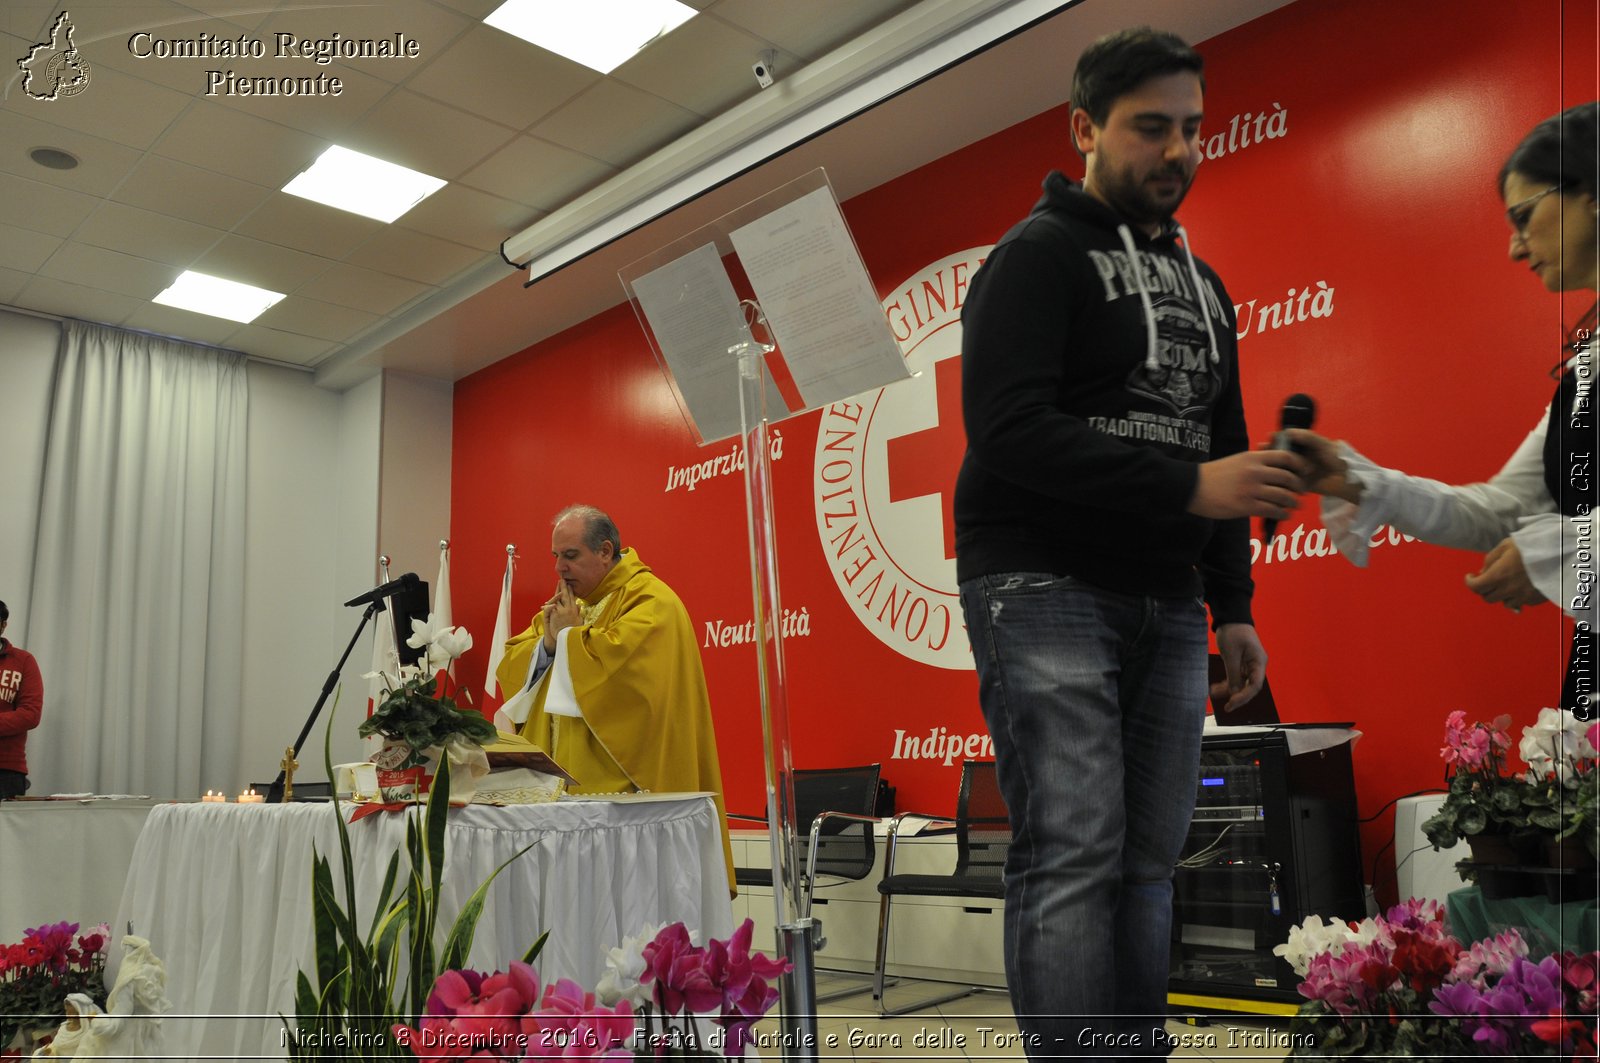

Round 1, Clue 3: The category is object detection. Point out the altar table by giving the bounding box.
[0,798,158,941]
[113,795,733,1060]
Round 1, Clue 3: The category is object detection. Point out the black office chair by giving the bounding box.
[732,764,883,1000]
[872,758,1010,1016]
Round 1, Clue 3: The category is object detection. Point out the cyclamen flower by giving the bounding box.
[1443,712,1512,770]
[520,979,633,1060]
[24,921,79,971]
[396,964,541,1060]
[1389,928,1460,995]
[595,922,662,1007]
[1300,942,1396,1016]
[1450,929,1529,989]
[705,919,793,1056]
[1274,915,1364,977]
[1469,955,1566,1055]
[641,923,721,1015]
[1558,950,1599,1014]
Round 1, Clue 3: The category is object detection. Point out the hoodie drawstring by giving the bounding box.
[1175,224,1220,365]
[1116,224,1160,371]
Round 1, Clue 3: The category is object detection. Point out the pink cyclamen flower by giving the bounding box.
[521,979,634,1060]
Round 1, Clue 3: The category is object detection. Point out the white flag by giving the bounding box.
[434,541,454,679]
[485,551,515,721]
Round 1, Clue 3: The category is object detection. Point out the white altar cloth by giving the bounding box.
[114,795,732,1060]
[0,798,158,941]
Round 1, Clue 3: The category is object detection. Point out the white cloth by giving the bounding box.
[26,320,248,798]
[1322,391,1594,631]
[0,799,158,941]
[114,797,733,1060]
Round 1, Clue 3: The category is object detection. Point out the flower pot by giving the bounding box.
[1472,865,1542,900]
[1544,835,1598,870]
[1465,834,1521,865]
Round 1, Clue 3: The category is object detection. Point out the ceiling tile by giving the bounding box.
[306,263,432,316]
[342,88,517,181]
[38,242,176,300]
[10,64,191,151]
[344,227,483,286]
[73,201,227,266]
[705,0,921,62]
[235,192,386,260]
[179,1,277,31]
[209,63,397,142]
[155,101,328,187]
[222,323,335,366]
[110,154,275,230]
[121,300,252,344]
[195,233,335,293]
[0,224,63,273]
[255,1,475,85]
[396,183,541,253]
[0,110,146,198]
[253,294,380,342]
[76,3,250,95]
[458,135,616,212]
[529,80,700,169]
[613,15,789,119]
[17,274,145,327]
[407,24,598,132]
[0,172,100,237]
[0,266,32,304]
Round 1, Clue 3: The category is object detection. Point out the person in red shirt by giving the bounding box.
[0,599,43,799]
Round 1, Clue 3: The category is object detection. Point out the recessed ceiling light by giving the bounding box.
[281,145,446,223]
[30,146,79,170]
[153,271,286,323]
[485,0,696,74]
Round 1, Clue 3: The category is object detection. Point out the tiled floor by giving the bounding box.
[744,974,1297,1061]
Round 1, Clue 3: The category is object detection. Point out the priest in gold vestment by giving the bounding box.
[495,504,734,887]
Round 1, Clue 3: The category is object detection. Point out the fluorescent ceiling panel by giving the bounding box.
[282,146,447,223]
[485,0,696,73]
[153,271,286,323]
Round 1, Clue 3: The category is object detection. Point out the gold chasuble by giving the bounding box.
[496,549,734,889]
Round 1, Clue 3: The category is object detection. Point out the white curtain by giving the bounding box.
[27,321,247,798]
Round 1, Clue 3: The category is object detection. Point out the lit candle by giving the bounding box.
[237,788,264,804]
[201,790,226,803]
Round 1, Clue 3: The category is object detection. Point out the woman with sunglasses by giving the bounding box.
[1289,102,1598,715]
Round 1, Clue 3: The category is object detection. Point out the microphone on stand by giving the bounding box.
[344,572,419,607]
[1262,393,1316,546]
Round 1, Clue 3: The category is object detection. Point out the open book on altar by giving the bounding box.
[474,731,579,804]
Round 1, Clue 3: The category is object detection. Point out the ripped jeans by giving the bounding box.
[959,572,1207,1060]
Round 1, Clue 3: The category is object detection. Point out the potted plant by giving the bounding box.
[1275,899,1599,1058]
[1519,710,1600,867]
[360,615,496,802]
[1421,712,1535,863]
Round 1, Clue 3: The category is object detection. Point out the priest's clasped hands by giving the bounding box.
[540,581,583,653]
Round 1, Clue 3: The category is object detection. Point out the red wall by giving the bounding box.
[451,0,1597,903]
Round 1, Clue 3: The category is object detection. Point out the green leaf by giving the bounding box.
[438,838,541,971]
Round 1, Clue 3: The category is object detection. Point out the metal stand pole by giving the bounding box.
[732,332,819,1062]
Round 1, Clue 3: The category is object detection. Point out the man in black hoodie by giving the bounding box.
[954,27,1305,1059]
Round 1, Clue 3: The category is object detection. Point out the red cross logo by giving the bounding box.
[885,354,965,561]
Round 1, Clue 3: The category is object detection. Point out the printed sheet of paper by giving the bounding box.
[628,242,785,444]
[728,186,909,406]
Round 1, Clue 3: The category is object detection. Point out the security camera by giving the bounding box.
[753,51,775,89]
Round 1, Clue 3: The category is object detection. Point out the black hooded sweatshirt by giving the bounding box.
[953,172,1254,626]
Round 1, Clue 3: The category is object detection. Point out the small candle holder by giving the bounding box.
[237,788,265,804]
[201,790,227,803]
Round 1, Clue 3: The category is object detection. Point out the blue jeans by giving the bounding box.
[960,573,1208,1061]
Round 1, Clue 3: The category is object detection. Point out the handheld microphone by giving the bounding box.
[344,572,419,607]
[1262,393,1316,546]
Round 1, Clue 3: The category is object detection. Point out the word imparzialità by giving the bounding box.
[664,431,784,493]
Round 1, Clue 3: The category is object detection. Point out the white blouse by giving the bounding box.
[1322,360,1593,631]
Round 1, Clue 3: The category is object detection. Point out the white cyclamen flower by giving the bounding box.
[595,922,665,1006]
[1273,915,1360,976]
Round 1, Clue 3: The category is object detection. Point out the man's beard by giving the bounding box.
[1099,163,1193,227]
